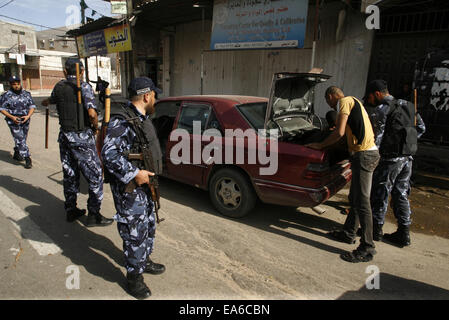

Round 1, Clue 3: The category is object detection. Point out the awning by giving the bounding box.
[66,16,123,37]
[66,0,214,37]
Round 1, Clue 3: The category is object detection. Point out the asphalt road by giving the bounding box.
[0,95,449,300]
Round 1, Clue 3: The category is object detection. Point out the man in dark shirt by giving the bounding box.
[365,80,425,247]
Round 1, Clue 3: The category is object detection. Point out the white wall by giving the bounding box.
[39,55,64,71]
[87,56,112,85]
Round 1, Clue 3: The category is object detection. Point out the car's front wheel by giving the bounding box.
[209,168,256,218]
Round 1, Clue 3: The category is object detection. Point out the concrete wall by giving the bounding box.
[313,2,375,116]
[170,2,375,117]
[39,55,65,90]
[36,24,80,53]
[0,20,37,50]
[171,20,212,96]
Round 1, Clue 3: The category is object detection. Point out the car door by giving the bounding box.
[166,102,212,187]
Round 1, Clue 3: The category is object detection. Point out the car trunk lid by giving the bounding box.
[264,72,331,129]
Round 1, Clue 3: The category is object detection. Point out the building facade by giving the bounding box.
[115,0,374,117]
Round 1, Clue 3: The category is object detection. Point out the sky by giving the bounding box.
[0,0,112,31]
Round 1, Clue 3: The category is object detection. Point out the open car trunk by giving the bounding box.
[264,72,349,165]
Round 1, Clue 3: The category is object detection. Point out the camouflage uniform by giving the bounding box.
[369,96,426,226]
[0,89,36,158]
[50,75,103,214]
[101,102,156,275]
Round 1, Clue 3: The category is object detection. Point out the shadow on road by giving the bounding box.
[0,149,22,167]
[159,177,348,256]
[0,174,126,291]
[46,170,90,196]
[338,273,449,299]
[323,199,350,214]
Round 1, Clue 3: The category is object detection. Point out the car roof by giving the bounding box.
[158,95,268,106]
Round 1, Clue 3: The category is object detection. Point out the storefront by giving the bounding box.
[367,0,449,144]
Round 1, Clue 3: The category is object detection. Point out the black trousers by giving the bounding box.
[343,149,380,253]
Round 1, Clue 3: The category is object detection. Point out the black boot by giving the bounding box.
[145,258,166,275]
[126,273,151,300]
[66,207,86,222]
[13,150,24,161]
[373,224,383,242]
[383,225,410,247]
[86,212,114,227]
[24,157,32,169]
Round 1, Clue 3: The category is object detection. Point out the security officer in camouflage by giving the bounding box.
[101,77,165,300]
[42,58,113,226]
[0,76,35,169]
[365,80,426,247]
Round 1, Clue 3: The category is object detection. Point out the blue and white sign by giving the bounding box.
[210,0,309,50]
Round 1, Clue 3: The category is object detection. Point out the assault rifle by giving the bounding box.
[124,143,164,224]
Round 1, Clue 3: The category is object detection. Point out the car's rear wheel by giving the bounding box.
[209,168,256,218]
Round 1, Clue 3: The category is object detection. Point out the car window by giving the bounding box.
[237,102,267,130]
[152,101,181,119]
[177,104,211,134]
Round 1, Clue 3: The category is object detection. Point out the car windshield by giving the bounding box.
[237,102,267,130]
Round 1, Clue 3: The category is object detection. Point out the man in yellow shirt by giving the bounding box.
[306,86,380,263]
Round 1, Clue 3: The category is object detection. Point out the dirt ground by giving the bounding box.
[408,171,449,239]
[331,169,449,239]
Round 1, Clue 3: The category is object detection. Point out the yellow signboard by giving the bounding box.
[105,24,132,53]
[76,24,132,58]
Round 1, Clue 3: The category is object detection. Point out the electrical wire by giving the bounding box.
[0,13,68,31]
[0,0,14,10]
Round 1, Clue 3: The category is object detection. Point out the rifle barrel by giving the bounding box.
[45,107,49,149]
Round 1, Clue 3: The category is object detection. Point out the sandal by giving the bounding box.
[328,230,356,244]
[340,250,374,263]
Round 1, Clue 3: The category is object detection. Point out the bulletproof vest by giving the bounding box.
[380,99,418,158]
[53,79,90,132]
[110,103,163,175]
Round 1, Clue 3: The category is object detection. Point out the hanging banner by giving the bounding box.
[76,24,132,58]
[210,0,309,50]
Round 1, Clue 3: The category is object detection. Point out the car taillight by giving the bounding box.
[304,160,330,179]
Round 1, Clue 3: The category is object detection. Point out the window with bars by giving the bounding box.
[379,10,449,34]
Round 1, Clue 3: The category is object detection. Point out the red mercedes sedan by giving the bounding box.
[152,73,351,218]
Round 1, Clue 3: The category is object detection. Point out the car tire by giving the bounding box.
[209,168,256,218]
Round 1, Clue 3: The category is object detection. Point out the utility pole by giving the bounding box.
[126,0,135,82]
[201,6,205,95]
[311,0,320,70]
[11,30,25,82]
[17,31,22,82]
[116,52,121,89]
[80,0,90,82]
[193,3,207,95]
